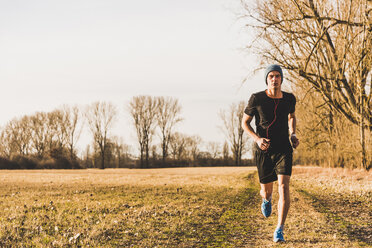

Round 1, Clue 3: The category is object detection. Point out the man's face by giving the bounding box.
[267,71,282,89]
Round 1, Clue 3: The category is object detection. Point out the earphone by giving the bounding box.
[266,99,280,139]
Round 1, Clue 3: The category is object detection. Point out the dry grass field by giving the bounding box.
[0,166,370,247]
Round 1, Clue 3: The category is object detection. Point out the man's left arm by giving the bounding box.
[288,112,299,149]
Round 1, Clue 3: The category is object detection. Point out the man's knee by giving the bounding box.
[278,183,289,193]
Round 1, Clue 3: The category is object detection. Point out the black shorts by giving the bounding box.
[254,146,293,184]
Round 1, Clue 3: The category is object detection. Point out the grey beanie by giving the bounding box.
[264,64,283,84]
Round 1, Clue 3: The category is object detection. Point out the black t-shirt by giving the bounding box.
[244,91,296,152]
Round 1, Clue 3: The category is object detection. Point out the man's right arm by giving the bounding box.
[241,113,270,151]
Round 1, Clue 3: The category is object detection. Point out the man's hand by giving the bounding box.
[256,137,270,151]
[290,134,299,149]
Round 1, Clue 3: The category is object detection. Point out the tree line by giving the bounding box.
[0,97,252,169]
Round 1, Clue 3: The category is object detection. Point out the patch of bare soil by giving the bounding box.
[292,166,372,246]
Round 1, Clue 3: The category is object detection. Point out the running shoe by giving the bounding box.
[261,198,272,218]
[273,227,285,242]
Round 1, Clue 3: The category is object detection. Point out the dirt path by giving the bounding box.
[243,170,370,247]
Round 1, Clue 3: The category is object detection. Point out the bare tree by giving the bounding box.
[48,110,66,151]
[0,107,82,163]
[169,132,188,160]
[30,112,53,158]
[0,116,32,158]
[83,144,93,168]
[222,141,230,163]
[85,102,117,169]
[220,101,249,166]
[17,116,33,156]
[155,96,183,163]
[128,96,158,168]
[0,129,12,158]
[241,0,371,169]
[186,135,202,162]
[207,141,221,159]
[61,105,83,160]
[168,132,202,163]
[293,83,371,168]
[110,136,132,168]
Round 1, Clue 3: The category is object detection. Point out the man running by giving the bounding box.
[241,64,299,242]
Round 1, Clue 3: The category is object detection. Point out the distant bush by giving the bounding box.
[0,154,83,170]
[37,157,82,170]
[48,148,82,169]
[0,157,20,169]
[13,156,38,169]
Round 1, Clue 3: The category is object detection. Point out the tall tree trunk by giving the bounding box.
[100,147,105,169]
[328,106,336,167]
[360,121,366,170]
[70,144,74,161]
[238,132,243,166]
[162,140,166,163]
[140,146,144,168]
[234,146,239,166]
[117,148,121,168]
[360,90,367,170]
[145,140,149,168]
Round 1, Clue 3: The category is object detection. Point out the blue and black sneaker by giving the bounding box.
[261,198,272,218]
[273,227,285,242]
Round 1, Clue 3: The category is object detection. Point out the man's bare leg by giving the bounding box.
[273,175,290,242]
[277,175,291,226]
[260,182,273,200]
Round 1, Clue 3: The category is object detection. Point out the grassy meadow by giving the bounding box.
[0,166,370,247]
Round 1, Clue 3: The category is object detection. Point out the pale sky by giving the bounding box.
[0,0,265,154]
